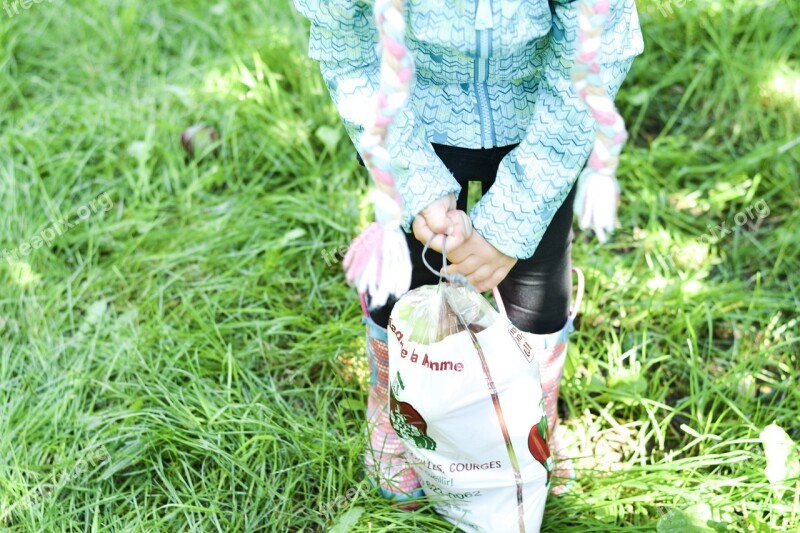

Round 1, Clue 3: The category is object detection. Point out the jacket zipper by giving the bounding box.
[474,0,496,148]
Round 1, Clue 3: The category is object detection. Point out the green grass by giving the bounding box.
[0,0,798,530]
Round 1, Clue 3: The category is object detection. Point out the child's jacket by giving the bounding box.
[293,0,644,259]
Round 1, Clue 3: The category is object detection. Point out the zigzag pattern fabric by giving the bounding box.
[292,0,643,260]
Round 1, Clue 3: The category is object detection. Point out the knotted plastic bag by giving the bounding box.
[386,243,551,532]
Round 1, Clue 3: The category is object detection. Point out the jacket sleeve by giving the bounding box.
[292,0,462,231]
[468,0,645,260]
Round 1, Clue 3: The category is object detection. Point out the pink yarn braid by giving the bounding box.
[343,0,414,309]
[572,0,627,241]
[575,0,628,164]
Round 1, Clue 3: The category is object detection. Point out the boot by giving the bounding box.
[363,316,424,503]
[522,318,576,495]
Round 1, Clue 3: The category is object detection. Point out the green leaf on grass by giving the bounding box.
[279,228,306,247]
[656,504,715,532]
[315,125,342,152]
[340,398,364,411]
[329,506,364,533]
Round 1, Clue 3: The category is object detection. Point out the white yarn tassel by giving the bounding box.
[573,169,620,243]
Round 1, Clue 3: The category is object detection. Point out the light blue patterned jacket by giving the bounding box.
[292,0,644,259]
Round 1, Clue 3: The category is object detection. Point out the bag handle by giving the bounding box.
[421,234,470,286]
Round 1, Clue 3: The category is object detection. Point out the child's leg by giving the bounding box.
[502,246,572,435]
[497,181,577,419]
[497,182,578,493]
[363,315,425,501]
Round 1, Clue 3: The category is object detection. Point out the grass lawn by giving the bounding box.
[0,0,798,530]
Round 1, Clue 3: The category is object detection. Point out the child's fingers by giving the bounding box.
[420,194,457,235]
[448,210,472,239]
[424,210,451,235]
[412,215,433,246]
[436,210,471,256]
[441,231,466,255]
[444,238,470,263]
[412,215,448,252]
[465,265,496,290]
[444,255,482,278]
[415,208,474,254]
[473,267,510,293]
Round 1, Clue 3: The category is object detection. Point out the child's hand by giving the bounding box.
[412,194,472,252]
[443,230,517,292]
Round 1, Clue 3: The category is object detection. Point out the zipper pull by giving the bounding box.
[476,0,493,30]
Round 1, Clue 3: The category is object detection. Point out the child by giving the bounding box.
[293,0,644,502]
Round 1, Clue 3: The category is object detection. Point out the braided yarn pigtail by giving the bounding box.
[572,0,627,242]
[343,0,414,309]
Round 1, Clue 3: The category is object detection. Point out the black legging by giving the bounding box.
[357,142,575,335]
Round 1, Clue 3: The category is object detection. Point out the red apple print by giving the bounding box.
[391,397,428,435]
[528,418,552,483]
[528,424,550,466]
[390,385,436,450]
